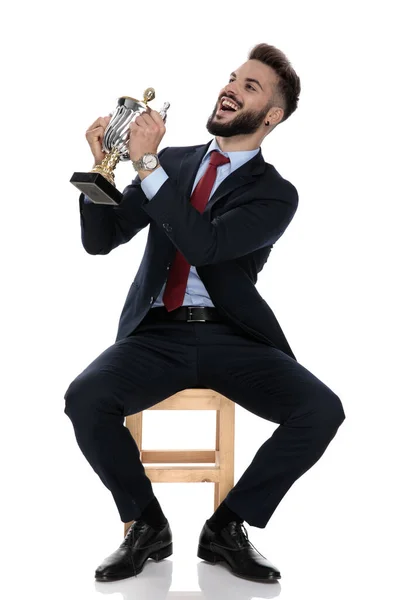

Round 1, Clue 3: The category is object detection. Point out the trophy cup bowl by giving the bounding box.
[70,88,170,205]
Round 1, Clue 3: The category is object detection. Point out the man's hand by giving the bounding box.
[128,107,166,162]
[85,115,112,166]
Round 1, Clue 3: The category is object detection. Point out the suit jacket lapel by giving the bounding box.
[176,140,267,215]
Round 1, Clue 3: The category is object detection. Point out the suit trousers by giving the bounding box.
[63,314,346,529]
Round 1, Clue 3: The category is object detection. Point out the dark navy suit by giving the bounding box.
[64,139,345,528]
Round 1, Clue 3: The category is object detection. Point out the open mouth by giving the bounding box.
[217,97,240,116]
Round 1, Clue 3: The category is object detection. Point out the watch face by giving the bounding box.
[144,154,158,169]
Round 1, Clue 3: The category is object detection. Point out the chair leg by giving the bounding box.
[214,408,221,511]
[213,482,220,511]
[123,412,143,537]
[125,412,143,450]
[217,396,235,507]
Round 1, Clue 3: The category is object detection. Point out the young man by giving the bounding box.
[64,43,345,583]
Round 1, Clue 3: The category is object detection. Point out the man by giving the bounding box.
[64,42,346,583]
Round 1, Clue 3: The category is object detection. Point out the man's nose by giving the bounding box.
[224,82,240,100]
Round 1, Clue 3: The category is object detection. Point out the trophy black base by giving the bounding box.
[70,172,123,206]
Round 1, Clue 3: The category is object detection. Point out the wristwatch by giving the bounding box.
[131,153,160,171]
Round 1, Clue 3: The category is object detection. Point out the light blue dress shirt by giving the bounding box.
[83,137,260,307]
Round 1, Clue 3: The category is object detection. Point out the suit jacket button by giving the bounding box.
[163,223,172,232]
[150,296,154,304]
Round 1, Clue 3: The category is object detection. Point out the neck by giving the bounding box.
[215,133,261,153]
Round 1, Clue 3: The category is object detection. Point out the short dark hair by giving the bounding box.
[248,43,301,125]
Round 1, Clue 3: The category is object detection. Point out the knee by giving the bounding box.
[64,370,123,426]
[302,389,345,433]
[321,392,346,431]
[63,372,99,422]
[63,377,83,420]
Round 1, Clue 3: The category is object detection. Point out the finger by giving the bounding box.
[133,114,153,128]
[86,120,109,139]
[87,116,108,131]
[86,125,105,139]
[148,108,165,126]
[131,115,144,128]
[87,117,102,130]
[137,112,154,126]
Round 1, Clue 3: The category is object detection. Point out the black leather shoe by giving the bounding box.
[197,520,281,582]
[95,519,173,581]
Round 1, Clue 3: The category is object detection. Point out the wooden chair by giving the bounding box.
[123,388,235,536]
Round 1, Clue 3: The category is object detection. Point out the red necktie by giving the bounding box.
[162,150,231,312]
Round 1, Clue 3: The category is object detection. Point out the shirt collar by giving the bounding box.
[202,137,260,171]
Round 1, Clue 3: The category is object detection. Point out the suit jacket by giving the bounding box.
[78,139,299,361]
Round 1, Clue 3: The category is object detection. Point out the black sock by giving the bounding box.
[139,496,168,530]
[207,500,244,532]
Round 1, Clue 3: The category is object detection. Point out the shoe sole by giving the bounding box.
[95,541,173,582]
[197,544,281,582]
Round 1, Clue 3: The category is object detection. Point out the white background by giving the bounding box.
[1,0,399,598]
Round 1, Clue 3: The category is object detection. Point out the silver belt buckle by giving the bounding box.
[187,307,206,322]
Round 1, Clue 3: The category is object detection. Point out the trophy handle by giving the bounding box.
[159,102,170,123]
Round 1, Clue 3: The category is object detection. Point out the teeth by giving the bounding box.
[221,98,239,111]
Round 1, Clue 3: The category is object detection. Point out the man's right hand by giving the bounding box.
[85,115,112,167]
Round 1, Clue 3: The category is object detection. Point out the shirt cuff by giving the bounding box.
[83,194,92,204]
[140,167,169,200]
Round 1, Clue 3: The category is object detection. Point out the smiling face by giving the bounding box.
[206,59,283,139]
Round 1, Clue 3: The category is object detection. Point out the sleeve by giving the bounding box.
[140,167,169,200]
[140,177,299,266]
[78,147,169,255]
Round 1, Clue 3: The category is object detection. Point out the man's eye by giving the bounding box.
[228,78,255,91]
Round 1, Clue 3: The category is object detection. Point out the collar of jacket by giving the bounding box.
[176,140,268,215]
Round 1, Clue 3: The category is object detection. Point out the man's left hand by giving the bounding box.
[128,107,166,162]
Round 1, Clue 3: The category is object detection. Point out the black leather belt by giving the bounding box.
[142,306,225,323]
